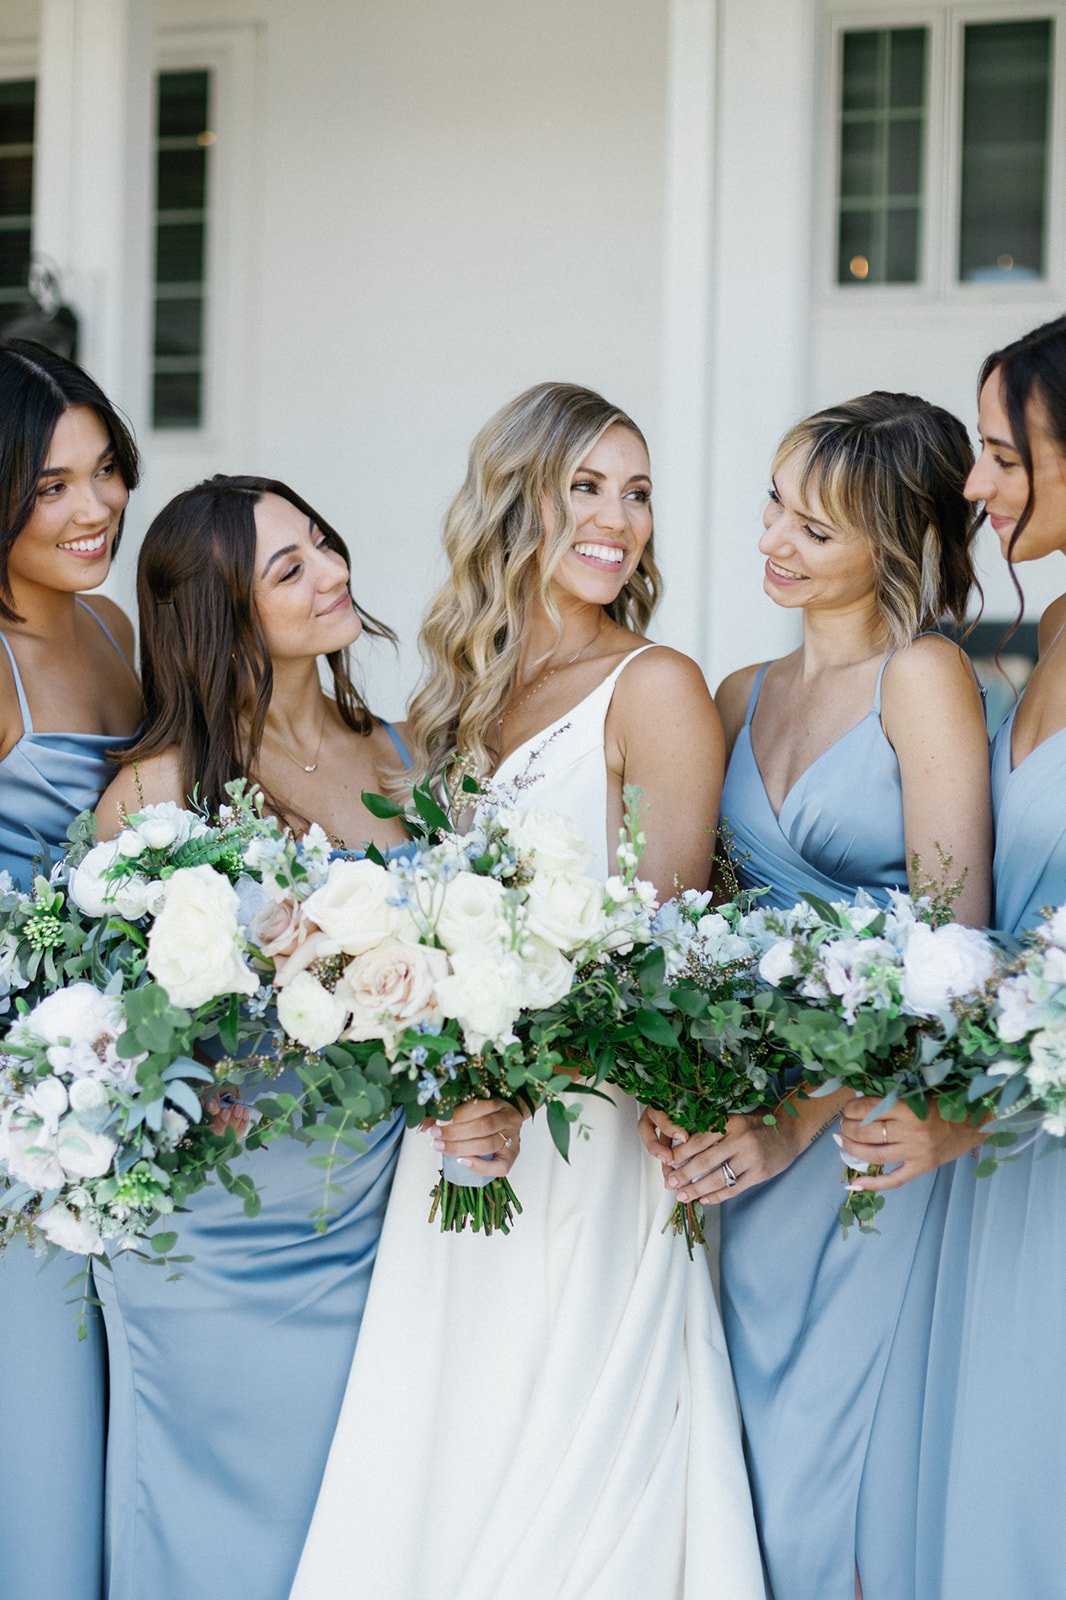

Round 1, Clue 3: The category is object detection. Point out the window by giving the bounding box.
[832,9,1060,292]
[152,69,213,429]
[0,78,34,317]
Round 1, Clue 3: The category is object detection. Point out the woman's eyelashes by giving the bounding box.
[767,485,830,542]
[570,478,651,502]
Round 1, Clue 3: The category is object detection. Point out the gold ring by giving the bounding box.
[881,1122,889,1145]
[498,1131,513,1151]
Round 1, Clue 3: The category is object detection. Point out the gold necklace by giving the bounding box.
[262,699,328,775]
[503,613,605,721]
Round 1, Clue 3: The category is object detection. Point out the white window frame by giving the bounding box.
[149,24,260,456]
[820,1,1066,304]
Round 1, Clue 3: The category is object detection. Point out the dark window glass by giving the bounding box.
[959,20,1052,283]
[837,29,927,285]
[151,70,211,428]
[0,79,35,308]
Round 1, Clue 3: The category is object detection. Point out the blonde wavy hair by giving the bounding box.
[400,381,661,795]
[773,391,979,650]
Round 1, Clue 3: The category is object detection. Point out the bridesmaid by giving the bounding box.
[92,474,517,1600]
[0,338,141,1600]
[913,315,1066,1596]
[642,392,992,1600]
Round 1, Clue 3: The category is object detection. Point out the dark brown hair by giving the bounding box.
[0,338,140,622]
[125,474,395,825]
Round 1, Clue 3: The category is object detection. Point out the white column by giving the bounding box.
[32,0,156,436]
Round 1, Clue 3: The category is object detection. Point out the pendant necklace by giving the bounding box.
[262,699,328,775]
[503,613,605,722]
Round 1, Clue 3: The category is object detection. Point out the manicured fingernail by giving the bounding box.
[457,1158,472,1168]
[831,1132,843,1147]
[431,1139,444,1152]
[667,1175,679,1188]
[845,1183,863,1192]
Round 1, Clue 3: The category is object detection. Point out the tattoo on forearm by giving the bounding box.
[806,1112,840,1150]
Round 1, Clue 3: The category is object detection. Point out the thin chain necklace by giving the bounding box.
[502,613,605,723]
[262,698,328,775]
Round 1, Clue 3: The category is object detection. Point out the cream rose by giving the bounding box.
[434,873,510,955]
[249,895,307,961]
[340,938,449,1051]
[436,949,526,1050]
[523,872,607,955]
[899,923,997,1022]
[497,806,591,878]
[517,935,574,1010]
[147,866,259,1009]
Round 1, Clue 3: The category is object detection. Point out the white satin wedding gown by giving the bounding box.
[293,645,766,1600]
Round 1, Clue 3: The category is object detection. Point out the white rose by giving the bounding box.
[36,1203,102,1256]
[517,935,574,1009]
[434,873,510,955]
[276,970,349,1051]
[899,923,997,1021]
[758,940,798,986]
[128,803,202,852]
[147,866,259,1009]
[436,949,526,1050]
[56,1117,117,1179]
[301,859,404,955]
[497,807,592,878]
[524,872,607,954]
[0,1115,65,1191]
[339,939,449,1050]
[995,975,1039,1043]
[68,842,164,921]
[24,985,124,1062]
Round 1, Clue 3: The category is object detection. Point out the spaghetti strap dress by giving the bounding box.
[94,722,412,1600]
[0,605,138,1600]
[293,644,766,1600]
[917,700,1066,1597]
[718,656,952,1600]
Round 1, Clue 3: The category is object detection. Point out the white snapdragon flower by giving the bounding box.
[147,866,259,1009]
[298,823,333,888]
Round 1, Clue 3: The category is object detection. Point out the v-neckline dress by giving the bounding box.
[293,644,767,1600]
[717,654,953,1600]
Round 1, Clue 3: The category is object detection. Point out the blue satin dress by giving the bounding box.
[95,722,411,1600]
[718,660,952,1600]
[0,609,137,1600]
[918,702,1066,1598]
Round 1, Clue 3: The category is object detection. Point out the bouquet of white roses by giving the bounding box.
[756,890,1003,1233]
[260,782,657,1234]
[0,788,331,1293]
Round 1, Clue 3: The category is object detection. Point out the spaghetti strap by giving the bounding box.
[0,630,33,733]
[381,720,412,766]
[76,597,131,666]
[744,664,771,728]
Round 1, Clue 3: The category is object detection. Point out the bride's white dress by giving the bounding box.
[293,645,766,1600]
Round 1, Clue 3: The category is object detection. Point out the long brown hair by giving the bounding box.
[125,474,395,825]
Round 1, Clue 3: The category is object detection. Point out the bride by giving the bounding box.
[293,382,766,1599]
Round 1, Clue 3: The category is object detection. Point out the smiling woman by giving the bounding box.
[0,336,141,1600]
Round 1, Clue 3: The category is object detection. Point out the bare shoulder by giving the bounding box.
[95,748,185,839]
[714,662,764,750]
[80,595,136,666]
[881,635,984,732]
[614,643,713,700]
[1038,592,1066,653]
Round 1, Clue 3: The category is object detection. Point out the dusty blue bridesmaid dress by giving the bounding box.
[717,660,952,1600]
[0,609,137,1600]
[95,722,411,1600]
[918,702,1066,1598]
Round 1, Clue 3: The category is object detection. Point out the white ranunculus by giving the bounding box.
[497,806,591,878]
[524,872,607,955]
[147,866,259,1009]
[517,935,574,1009]
[436,949,526,1050]
[128,802,203,853]
[301,859,404,956]
[36,1203,102,1256]
[56,1117,117,1179]
[758,940,798,987]
[434,873,510,955]
[276,970,349,1051]
[1042,905,1066,951]
[24,985,124,1062]
[67,1077,112,1127]
[339,939,449,1051]
[995,975,1039,1043]
[899,922,997,1022]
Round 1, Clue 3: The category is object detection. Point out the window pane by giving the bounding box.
[0,226,31,287]
[959,20,1052,282]
[152,70,210,428]
[837,28,927,285]
[0,80,34,300]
